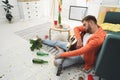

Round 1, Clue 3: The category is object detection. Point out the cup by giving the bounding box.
[88,74,94,80]
[54,20,58,26]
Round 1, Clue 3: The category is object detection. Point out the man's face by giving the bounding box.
[82,21,91,33]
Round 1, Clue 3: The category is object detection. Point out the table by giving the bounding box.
[49,24,70,40]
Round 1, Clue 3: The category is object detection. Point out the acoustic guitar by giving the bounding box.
[66,35,77,51]
[56,35,78,76]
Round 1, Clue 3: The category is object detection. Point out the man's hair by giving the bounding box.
[82,15,97,24]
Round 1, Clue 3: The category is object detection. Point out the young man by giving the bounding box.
[43,15,106,71]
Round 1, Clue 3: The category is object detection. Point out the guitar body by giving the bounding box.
[66,35,77,51]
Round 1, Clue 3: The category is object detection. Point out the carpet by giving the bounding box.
[40,44,87,80]
[40,44,99,80]
[15,22,52,41]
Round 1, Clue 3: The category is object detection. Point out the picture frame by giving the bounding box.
[69,6,88,21]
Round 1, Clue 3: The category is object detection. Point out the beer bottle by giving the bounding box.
[32,58,48,64]
[37,51,48,56]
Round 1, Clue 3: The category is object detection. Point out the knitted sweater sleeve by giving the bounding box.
[60,36,104,57]
[74,26,85,40]
[60,27,106,58]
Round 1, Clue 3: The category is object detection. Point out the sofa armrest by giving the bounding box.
[94,34,120,80]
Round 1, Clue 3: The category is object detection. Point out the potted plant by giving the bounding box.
[2,0,14,23]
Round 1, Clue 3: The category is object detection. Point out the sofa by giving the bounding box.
[94,11,120,80]
[94,31,120,80]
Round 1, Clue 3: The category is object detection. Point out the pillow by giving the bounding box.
[100,23,120,32]
[104,12,120,24]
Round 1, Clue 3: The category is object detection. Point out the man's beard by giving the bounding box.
[86,24,92,33]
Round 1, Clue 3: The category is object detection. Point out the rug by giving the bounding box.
[39,44,98,80]
[15,22,69,41]
[39,44,87,80]
[15,22,52,41]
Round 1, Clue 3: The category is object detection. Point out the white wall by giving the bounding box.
[0,0,120,24]
[60,0,102,29]
[87,0,102,18]
[75,0,102,18]
[51,0,103,36]
[76,0,120,18]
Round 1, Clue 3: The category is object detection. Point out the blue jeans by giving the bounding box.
[43,39,84,68]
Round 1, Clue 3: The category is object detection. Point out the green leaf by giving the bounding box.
[29,38,43,51]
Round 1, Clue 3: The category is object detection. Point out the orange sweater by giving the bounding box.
[60,26,106,70]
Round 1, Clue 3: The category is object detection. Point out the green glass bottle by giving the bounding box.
[32,58,48,64]
[58,13,61,25]
[37,51,48,56]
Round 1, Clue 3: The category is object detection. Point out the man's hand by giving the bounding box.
[55,54,61,59]
[76,39,83,49]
